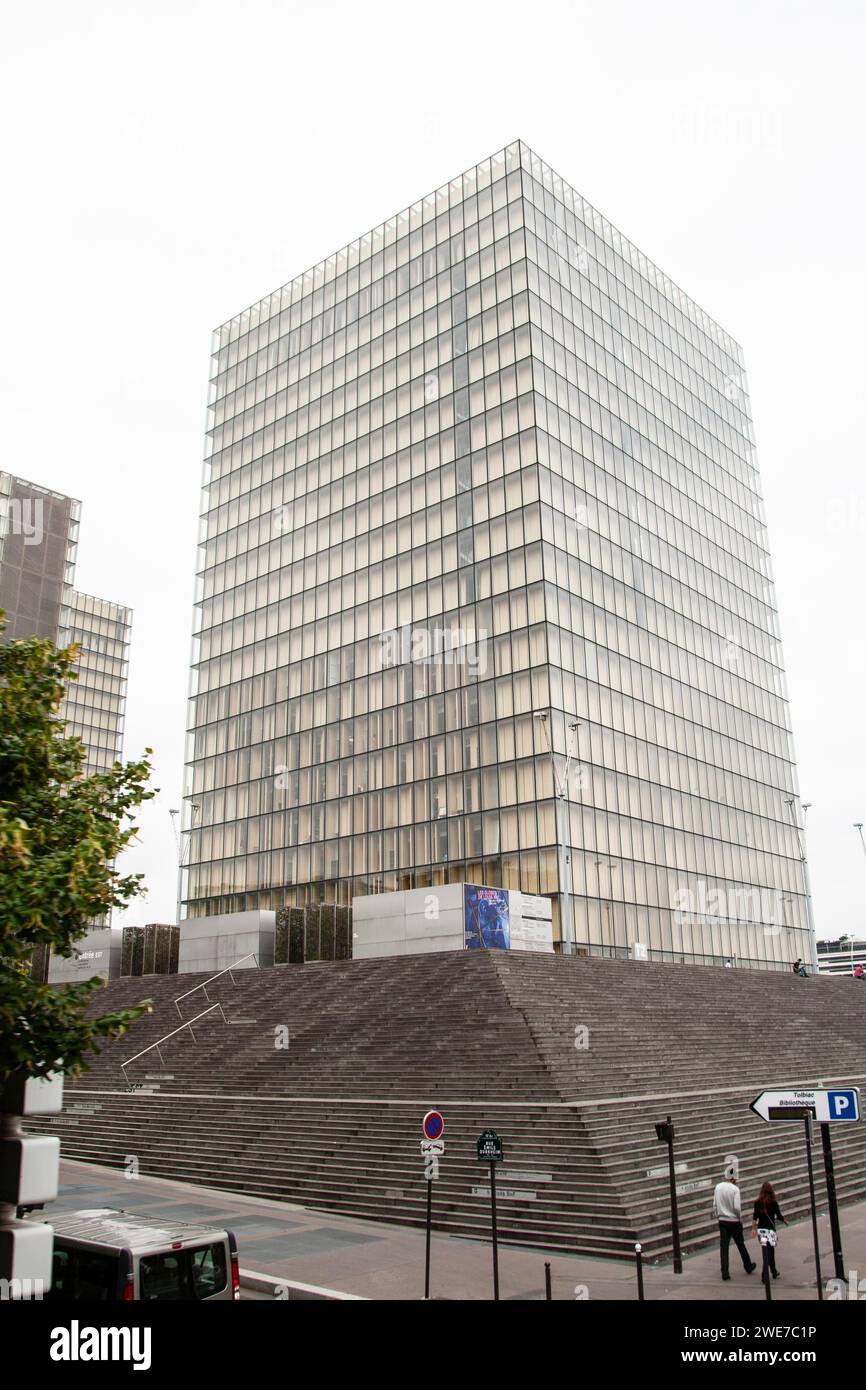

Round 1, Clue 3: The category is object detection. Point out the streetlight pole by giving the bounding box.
[850,824,866,976]
[785,798,817,971]
[170,804,199,926]
[595,859,620,953]
[534,712,581,954]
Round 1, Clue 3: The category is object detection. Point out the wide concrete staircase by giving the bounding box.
[32,952,866,1260]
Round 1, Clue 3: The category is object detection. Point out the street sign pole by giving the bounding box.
[476,1128,503,1299]
[665,1116,683,1274]
[803,1115,823,1300]
[490,1160,499,1301]
[421,1111,444,1299]
[424,1175,432,1300]
[750,1086,858,1291]
[820,1122,845,1281]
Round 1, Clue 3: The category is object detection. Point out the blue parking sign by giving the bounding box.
[827,1090,859,1121]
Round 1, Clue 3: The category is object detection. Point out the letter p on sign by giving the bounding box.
[828,1090,859,1121]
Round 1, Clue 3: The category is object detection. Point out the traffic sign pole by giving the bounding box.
[751,1084,859,1292]
[424,1177,432,1299]
[821,1123,845,1281]
[421,1111,444,1298]
[803,1115,823,1300]
[665,1116,683,1274]
[476,1128,503,1299]
[490,1160,499,1301]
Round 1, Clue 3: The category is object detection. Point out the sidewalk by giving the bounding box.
[54,1159,864,1301]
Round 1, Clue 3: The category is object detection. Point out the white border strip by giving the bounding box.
[68,1072,866,1110]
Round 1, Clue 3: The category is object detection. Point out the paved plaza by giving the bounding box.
[53,1159,864,1302]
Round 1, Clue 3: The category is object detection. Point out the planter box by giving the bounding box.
[0,1071,64,1117]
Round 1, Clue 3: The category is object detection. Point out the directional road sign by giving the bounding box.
[750,1088,860,1124]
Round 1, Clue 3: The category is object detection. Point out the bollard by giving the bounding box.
[634,1243,645,1301]
[544,1262,552,1301]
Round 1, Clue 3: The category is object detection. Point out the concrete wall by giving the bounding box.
[352,886,464,958]
[352,885,554,959]
[177,910,275,975]
[47,928,122,984]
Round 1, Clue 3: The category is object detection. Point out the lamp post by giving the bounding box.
[785,798,817,971]
[595,859,620,953]
[534,712,581,954]
[853,825,866,975]
[170,804,200,926]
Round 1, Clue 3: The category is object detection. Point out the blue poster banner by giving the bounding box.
[463,884,510,950]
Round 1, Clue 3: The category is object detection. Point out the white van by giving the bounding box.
[42,1208,241,1301]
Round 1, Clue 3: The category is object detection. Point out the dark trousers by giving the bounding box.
[759,1239,779,1279]
[719,1220,752,1275]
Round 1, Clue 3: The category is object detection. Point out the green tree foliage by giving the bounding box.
[0,617,155,1081]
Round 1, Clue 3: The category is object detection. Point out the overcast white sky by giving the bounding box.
[1,1,864,938]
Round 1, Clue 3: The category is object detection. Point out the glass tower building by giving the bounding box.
[0,471,130,777]
[182,141,814,971]
[57,589,131,775]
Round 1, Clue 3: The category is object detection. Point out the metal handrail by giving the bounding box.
[174,953,259,1015]
[121,1002,227,1076]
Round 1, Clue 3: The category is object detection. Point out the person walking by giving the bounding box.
[713,1173,757,1281]
[751,1182,788,1283]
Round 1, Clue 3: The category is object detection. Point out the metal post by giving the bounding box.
[490,1161,499,1301]
[556,791,572,953]
[634,1243,645,1301]
[544,1262,552,1301]
[534,712,579,954]
[803,1115,823,1299]
[785,798,817,971]
[820,1123,845,1280]
[424,1174,432,1299]
[666,1116,683,1274]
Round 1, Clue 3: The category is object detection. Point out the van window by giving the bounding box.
[77,1251,121,1300]
[190,1243,227,1299]
[48,1244,119,1300]
[139,1251,186,1300]
[139,1243,227,1300]
[50,1245,71,1297]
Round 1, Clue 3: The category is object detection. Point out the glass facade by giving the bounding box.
[58,590,130,775]
[182,142,813,971]
[0,471,130,778]
[0,473,79,641]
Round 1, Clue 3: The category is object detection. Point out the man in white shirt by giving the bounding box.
[713,1174,757,1280]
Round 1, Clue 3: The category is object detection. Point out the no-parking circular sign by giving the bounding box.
[423,1110,445,1141]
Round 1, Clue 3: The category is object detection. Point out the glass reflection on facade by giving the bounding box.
[182,142,813,971]
[0,471,130,778]
[58,590,130,774]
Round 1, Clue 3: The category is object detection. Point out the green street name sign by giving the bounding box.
[477,1129,504,1162]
